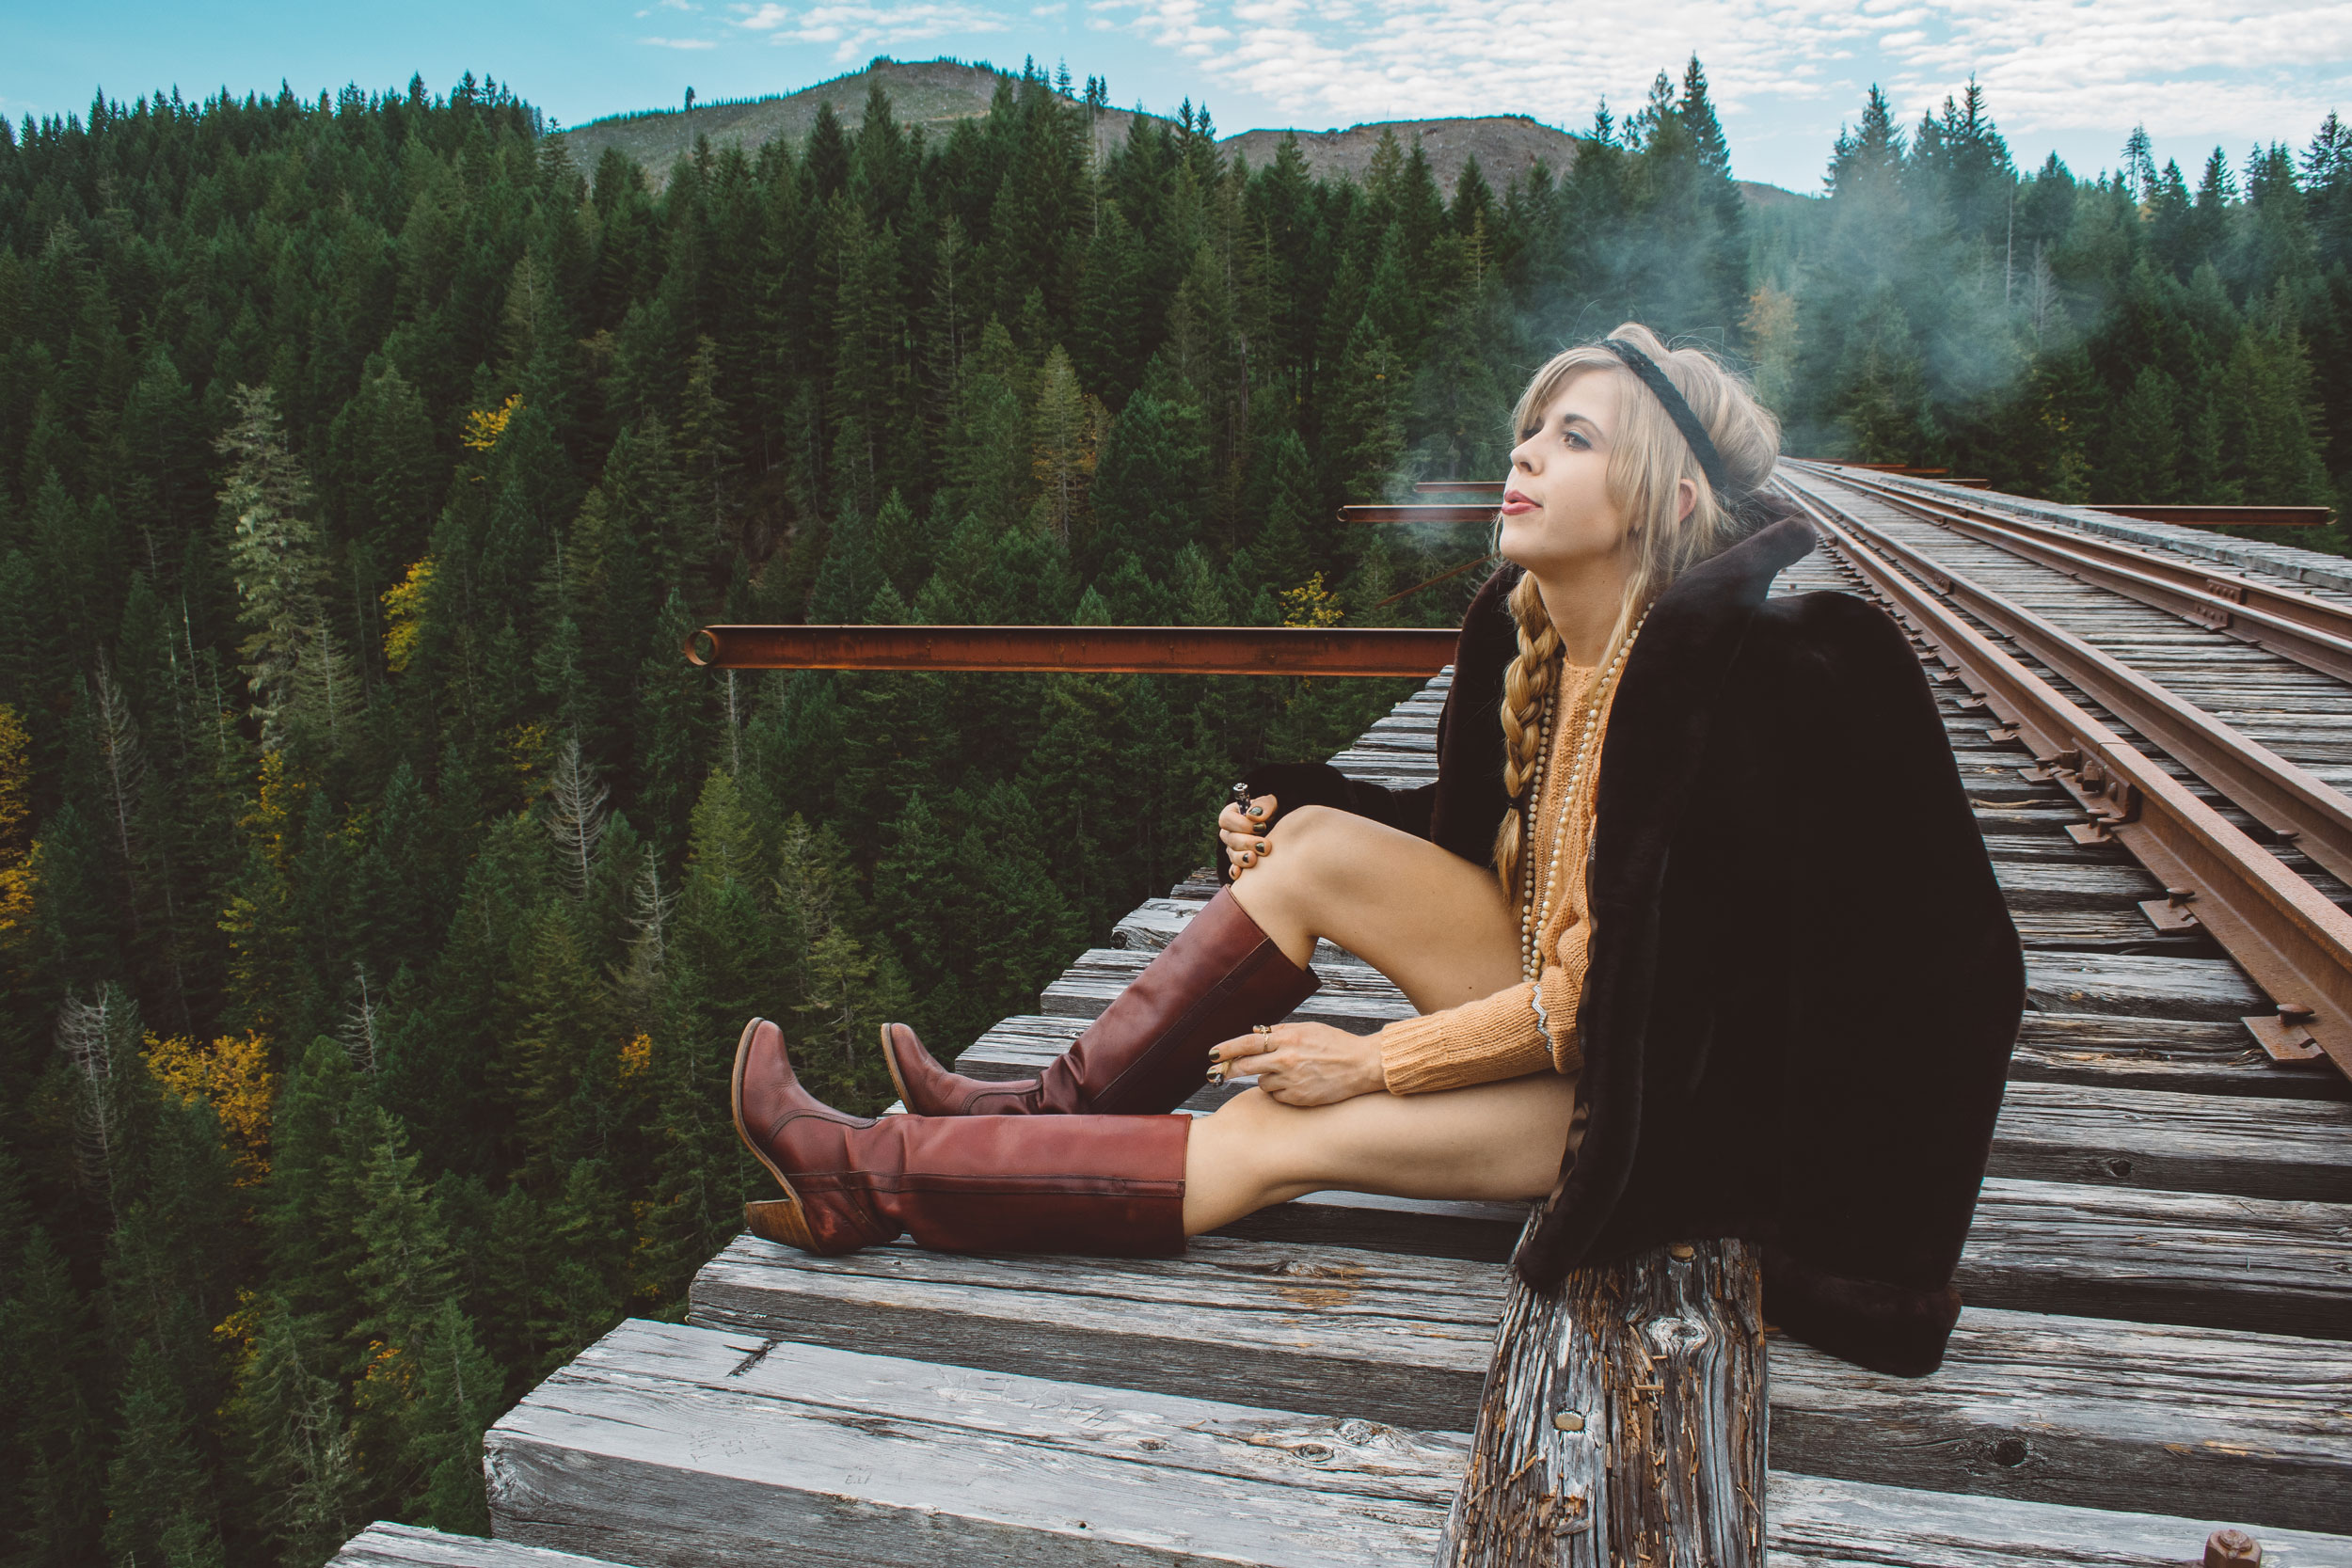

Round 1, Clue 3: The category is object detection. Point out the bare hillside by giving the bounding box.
[1220,116,1580,189]
[558,56,1803,206]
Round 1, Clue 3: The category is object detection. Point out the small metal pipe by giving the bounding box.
[682,625,1459,676]
[1340,504,1498,525]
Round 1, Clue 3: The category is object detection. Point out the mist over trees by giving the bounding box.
[0,55,2346,1564]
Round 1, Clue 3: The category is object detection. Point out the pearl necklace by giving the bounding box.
[1518,608,1653,985]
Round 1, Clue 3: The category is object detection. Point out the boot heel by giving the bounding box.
[881,1022,914,1107]
[743,1196,819,1250]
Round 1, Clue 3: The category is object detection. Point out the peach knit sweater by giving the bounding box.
[1375,659,1616,1094]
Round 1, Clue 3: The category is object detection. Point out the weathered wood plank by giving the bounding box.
[1951,1179,2352,1338]
[1764,1473,2352,1568]
[2023,953,2266,1020]
[689,1232,1506,1431]
[2009,1012,2348,1101]
[1769,1307,2352,1533]
[488,1320,1466,1568]
[328,1524,627,1567]
[489,1322,2352,1566]
[1994,1080,2352,1201]
[684,1235,2352,1528]
[1220,1179,2352,1339]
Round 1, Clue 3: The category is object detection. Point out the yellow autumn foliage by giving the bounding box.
[618,1032,653,1085]
[381,557,436,673]
[461,392,523,452]
[1279,572,1345,629]
[0,705,33,955]
[146,1029,278,1184]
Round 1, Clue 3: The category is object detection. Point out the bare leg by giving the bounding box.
[1180,1074,1576,1234]
[1227,805,1524,1013]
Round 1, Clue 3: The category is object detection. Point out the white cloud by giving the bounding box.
[639,33,719,47]
[730,1,1012,59]
[1082,0,2352,169]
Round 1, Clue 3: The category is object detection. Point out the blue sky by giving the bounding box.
[7,0,2348,192]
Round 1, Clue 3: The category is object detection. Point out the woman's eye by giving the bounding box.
[1563,430,1590,449]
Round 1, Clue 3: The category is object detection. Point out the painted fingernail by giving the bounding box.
[1248,805,1264,818]
[1255,841,1267,853]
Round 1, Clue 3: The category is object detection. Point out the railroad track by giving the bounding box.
[1780,463,2352,1076]
[337,469,2352,1568]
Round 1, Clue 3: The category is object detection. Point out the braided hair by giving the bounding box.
[1489,570,1564,902]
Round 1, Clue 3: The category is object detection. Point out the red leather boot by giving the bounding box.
[732,1018,1189,1258]
[880,885,1320,1116]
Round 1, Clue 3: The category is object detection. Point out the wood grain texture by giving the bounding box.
[682,1221,2352,1526]
[487,1319,1467,1568]
[1954,1178,2352,1338]
[1763,1472,2352,1568]
[1993,1080,2352,1200]
[327,1523,627,1566]
[486,1322,2352,1567]
[2009,1012,2348,1101]
[1767,1306,2352,1534]
[688,1231,1503,1430]
[1439,1234,1767,1567]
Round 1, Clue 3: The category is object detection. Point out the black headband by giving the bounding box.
[1597,338,1733,499]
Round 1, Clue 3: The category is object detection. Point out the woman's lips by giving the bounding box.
[1500,490,1537,515]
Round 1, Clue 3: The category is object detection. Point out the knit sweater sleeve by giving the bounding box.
[1375,927,1589,1094]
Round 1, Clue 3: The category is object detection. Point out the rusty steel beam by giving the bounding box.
[2090,503,2334,528]
[682,625,1458,675]
[1778,482,2351,1078]
[1340,504,1496,524]
[1805,464,2352,685]
[1779,468,2352,889]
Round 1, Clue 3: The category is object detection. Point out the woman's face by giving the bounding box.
[1498,371,1638,578]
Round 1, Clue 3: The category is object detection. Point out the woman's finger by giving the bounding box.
[1209,1029,1279,1068]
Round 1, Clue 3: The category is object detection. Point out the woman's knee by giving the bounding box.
[1255,804,1358,888]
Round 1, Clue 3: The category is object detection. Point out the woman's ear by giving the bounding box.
[1677,476,1698,523]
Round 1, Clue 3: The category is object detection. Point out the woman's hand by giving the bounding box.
[1209,1021,1386,1106]
[1217,792,1277,879]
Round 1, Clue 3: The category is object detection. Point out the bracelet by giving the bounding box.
[1528,980,1557,1055]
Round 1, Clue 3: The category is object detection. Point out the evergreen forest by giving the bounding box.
[2,54,2349,1566]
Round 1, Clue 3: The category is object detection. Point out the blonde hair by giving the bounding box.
[1489,323,1782,899]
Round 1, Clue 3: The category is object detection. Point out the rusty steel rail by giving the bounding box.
[1778,468,2352,889]
[682,625,1457,675]
[1801,462,2352,685]
[1779,481,2349,1074]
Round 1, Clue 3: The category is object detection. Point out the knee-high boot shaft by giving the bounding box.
[883,886,1320,1116]
[733,1017,1189,1258]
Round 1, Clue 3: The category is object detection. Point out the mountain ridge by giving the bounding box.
[558,55,1804,205]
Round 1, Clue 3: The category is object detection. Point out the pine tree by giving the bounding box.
[1029,345,1097,542]
[230,1298,366,1567]
[103,1338,228,1568]
[215,386,326,743]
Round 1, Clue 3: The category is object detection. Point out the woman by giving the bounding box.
[731,324,2023,1377]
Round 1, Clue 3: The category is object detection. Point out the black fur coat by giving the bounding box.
[1237,506,2024,1376]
